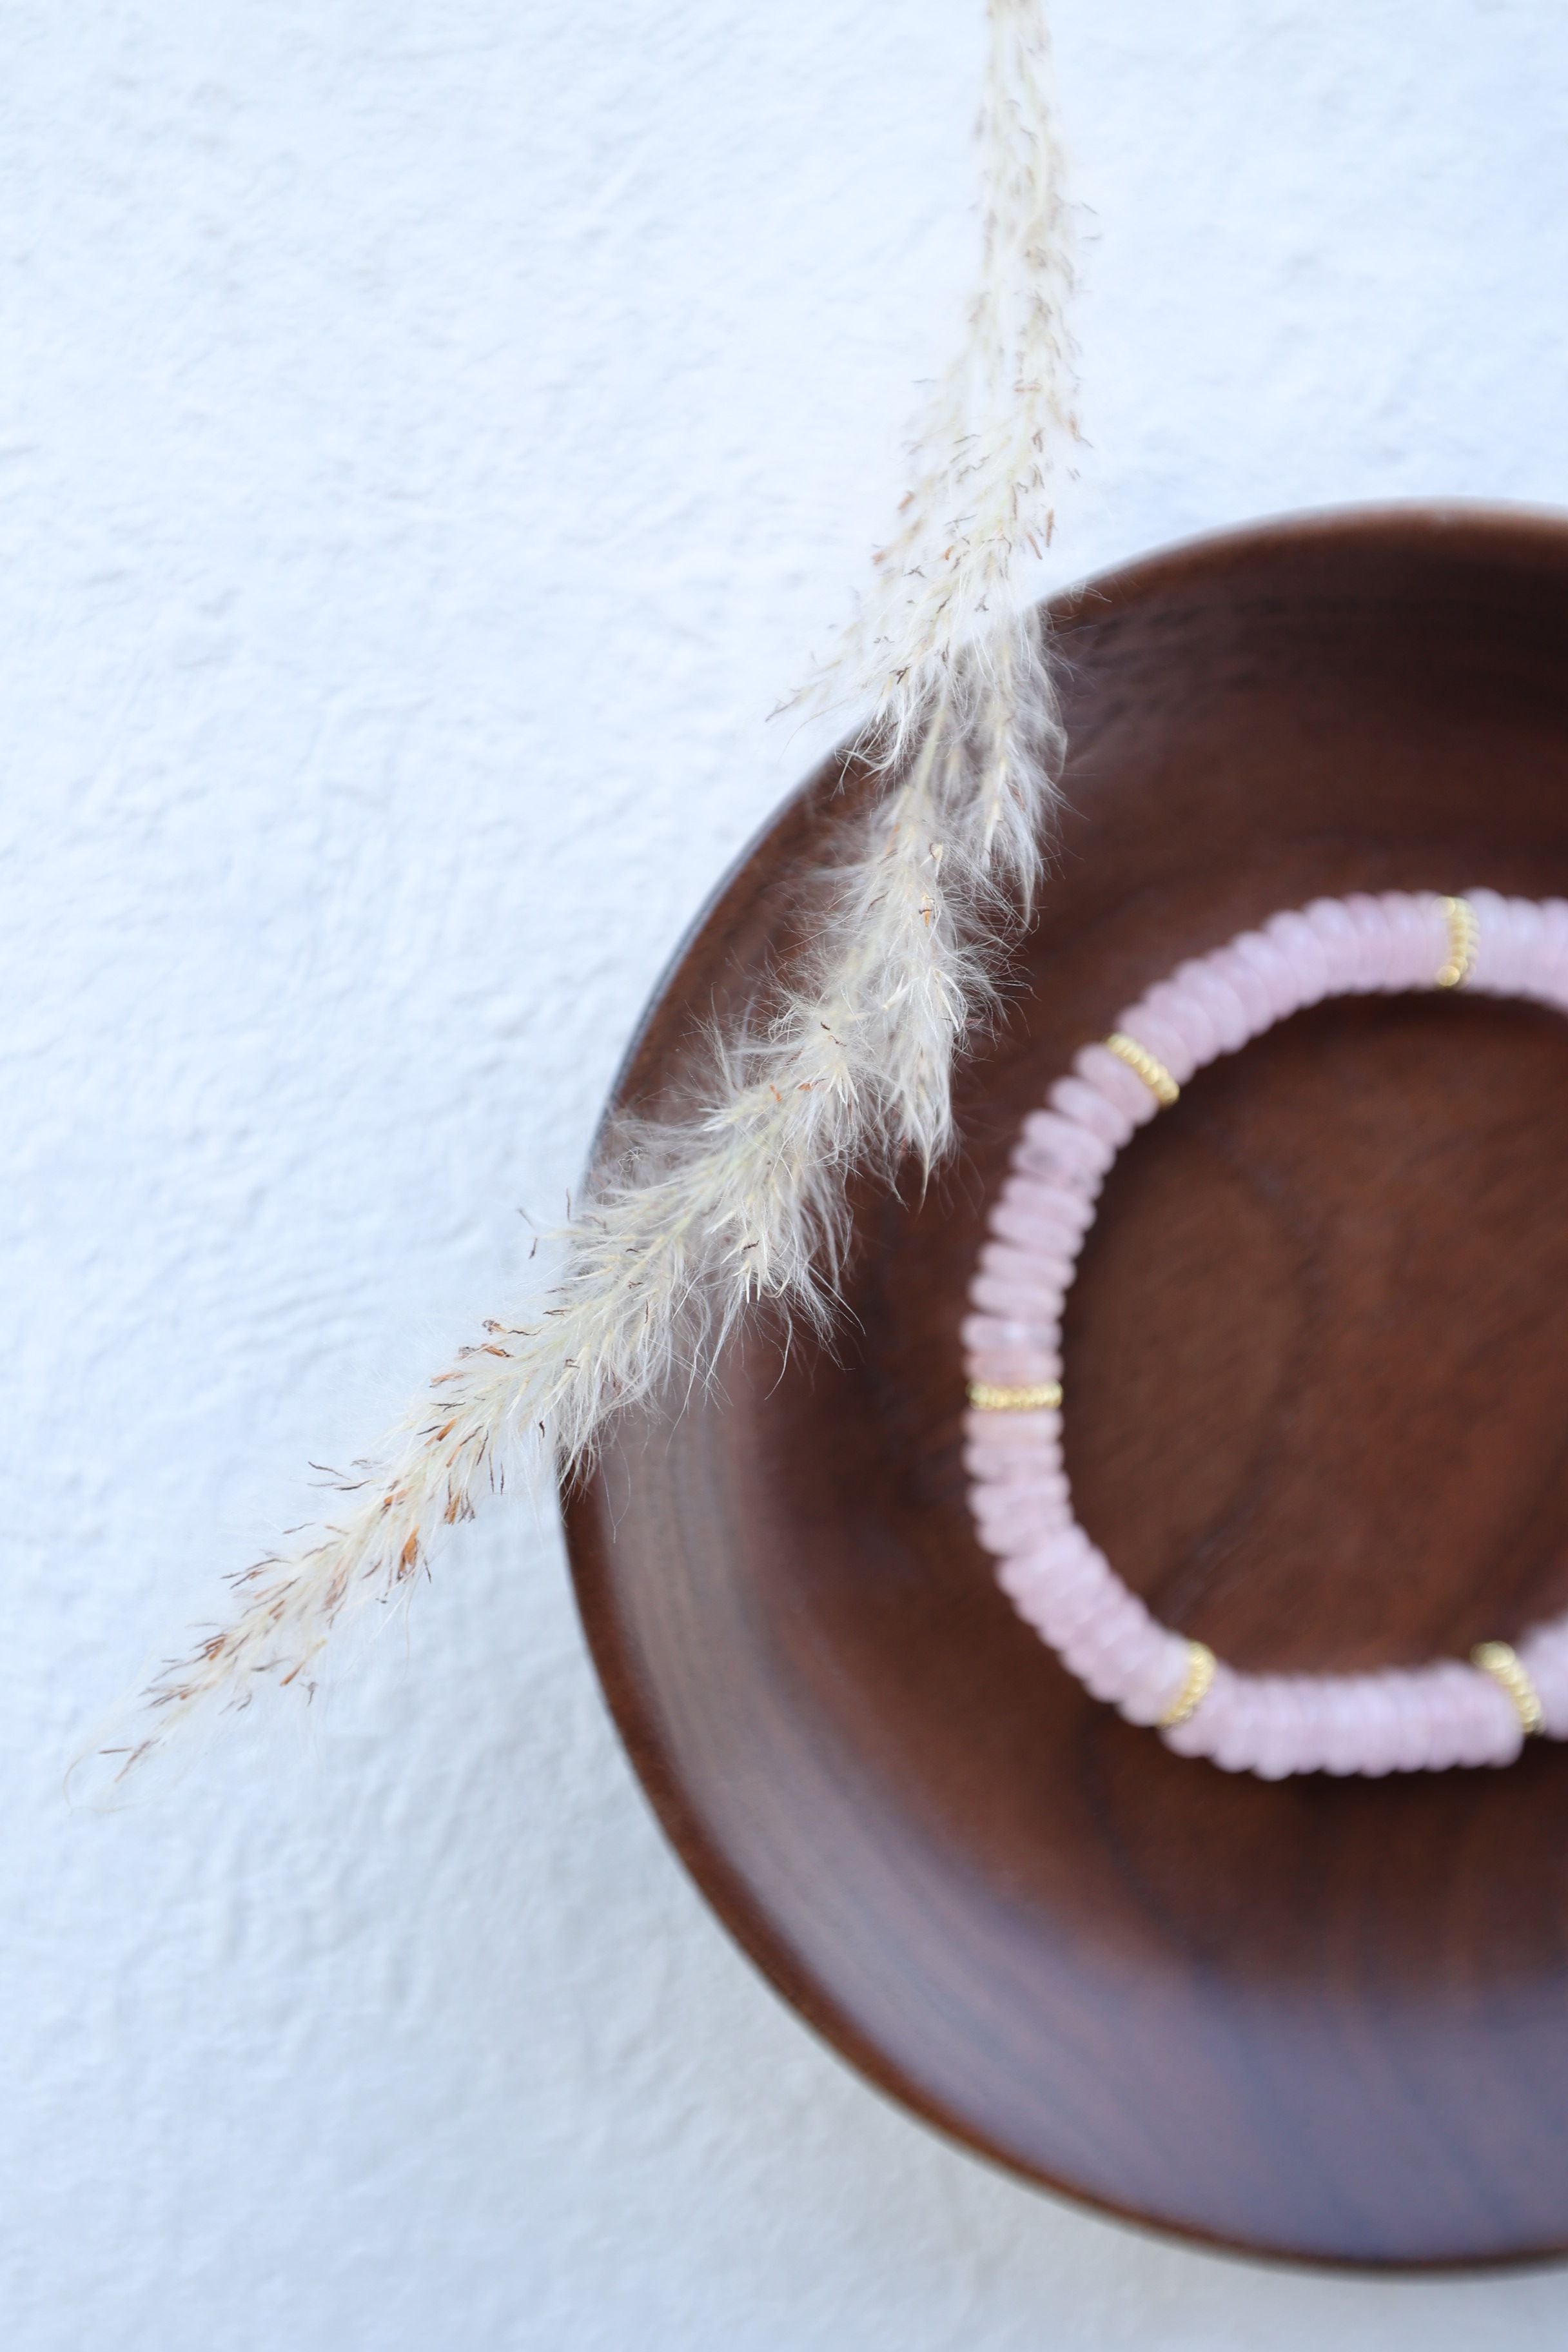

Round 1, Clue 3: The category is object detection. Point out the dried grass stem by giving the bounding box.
[113,0,1075,1776]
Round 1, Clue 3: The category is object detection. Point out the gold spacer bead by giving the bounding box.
[1157,1640,1217,1730]
[966,1378,1063,1413]
[1436,894,1479,989]
[1471,1640,1544,1736]
[1104,1031,1180,1107]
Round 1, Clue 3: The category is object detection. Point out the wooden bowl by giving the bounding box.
[563,506,1568,2266]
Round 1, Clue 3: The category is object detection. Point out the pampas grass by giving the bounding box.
[109,0,1075,1777]
[798,0,1075,761]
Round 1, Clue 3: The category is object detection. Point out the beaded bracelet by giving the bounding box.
[962,889,1568,1778]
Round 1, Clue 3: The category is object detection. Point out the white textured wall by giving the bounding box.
[6,3,1568,2343]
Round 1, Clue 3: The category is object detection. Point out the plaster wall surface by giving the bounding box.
[6,3,1568,2344]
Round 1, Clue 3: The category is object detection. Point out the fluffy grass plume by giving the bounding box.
[106,0,1076,1778]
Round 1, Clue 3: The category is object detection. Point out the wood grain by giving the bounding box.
[562,507,1568,2265]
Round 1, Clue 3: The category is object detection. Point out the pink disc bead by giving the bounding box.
[1074,1042,1161,1126]
[1142,981,1221,1068]
[1050,1073,1134,1149]
[1262,908,1332,1001]
[1237,928,1310,1018]
[1169,960,1250,1053]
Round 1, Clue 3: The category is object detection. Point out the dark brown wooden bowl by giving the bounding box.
[562,506,1568,2267]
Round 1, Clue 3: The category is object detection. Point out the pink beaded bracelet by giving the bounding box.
[963,889,1568,1779]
